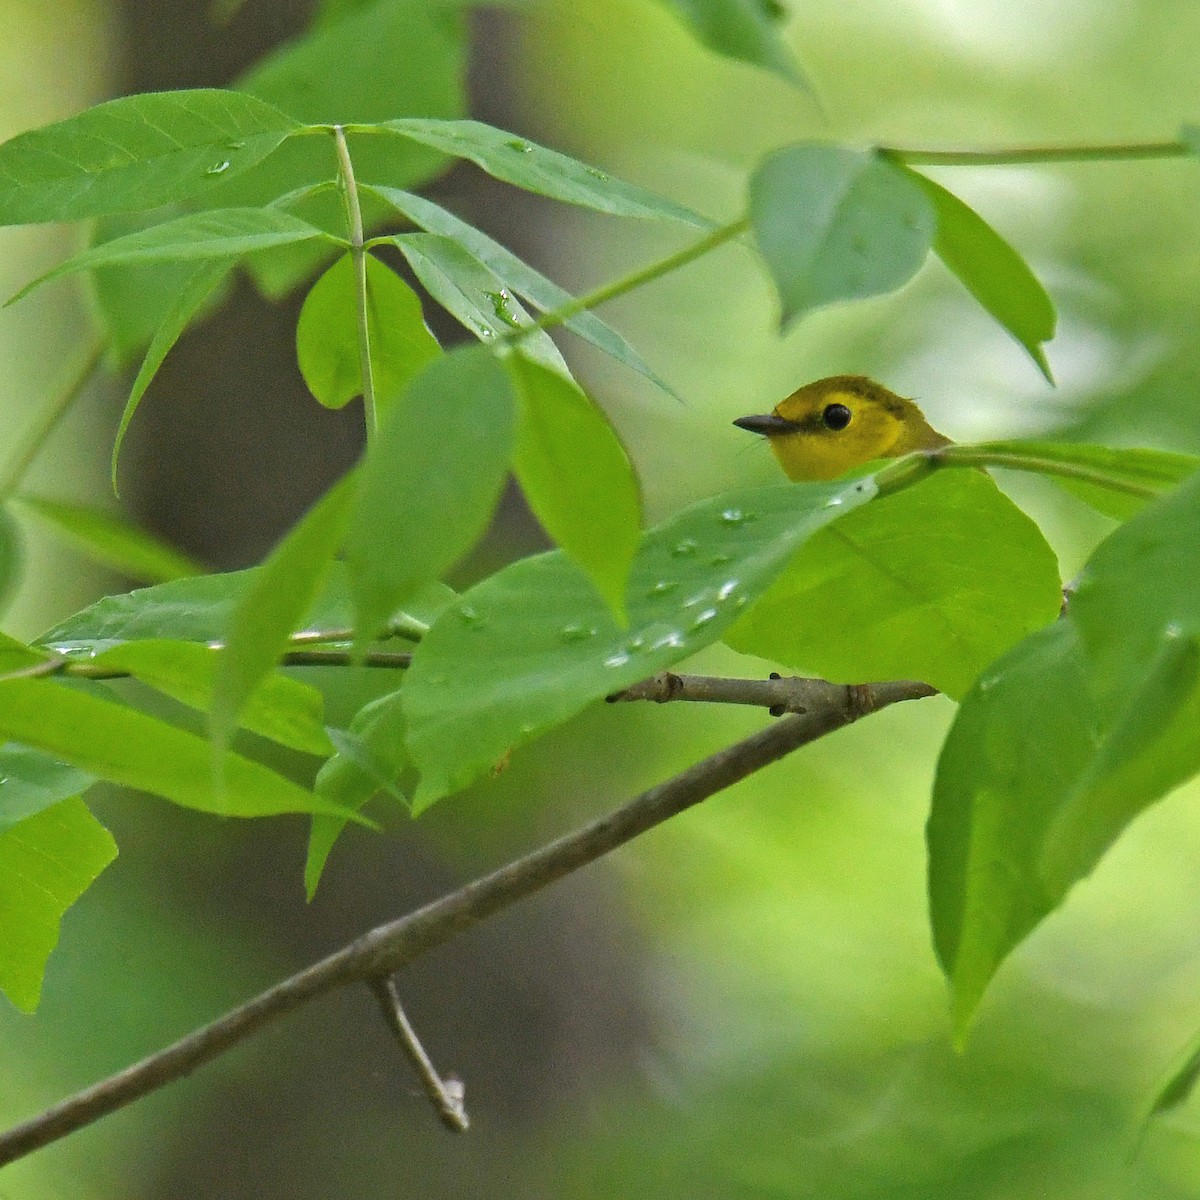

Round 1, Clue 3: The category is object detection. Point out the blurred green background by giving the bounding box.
[4,0,1200,1195]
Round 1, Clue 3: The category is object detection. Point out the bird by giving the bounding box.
[733,375,950,481]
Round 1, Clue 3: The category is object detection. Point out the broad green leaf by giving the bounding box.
[212,472,358,754]
[110,257,235,482]
[8,209,339,306]
[372,118,710,227]
[655,0,806,85]
[965,440,1200,521]
[0,89,301,225]
[295,253,440,410]
[219,0,468,297]
[90,640,333,756]
[507,354,642,619]
[365,185,677,397]
[387,232,570,375]
[0,798,116,1011]
[725,469,1062,698]
[749,145,935,325]
[929,470,1200,1034]
[0,746,94,832]
[9,495,203,582]
[346,347,515,644]
[0,677,364,821]
[903,170,1055,380]
[39,562,454,649]
[308,688,408,898]
[928,620,1099,1035]
[404,471,880,810]
[1069,468,1200,687]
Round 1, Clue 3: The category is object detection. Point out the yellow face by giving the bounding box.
[734,375,948,482]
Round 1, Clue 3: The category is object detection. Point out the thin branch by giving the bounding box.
[609,671,938,715]
[2,647,414,685]
[503,216,751,343]
[881,139,1189,167]
[333,125,377,439]
[369,976,469,1133]
[0,678,931,1167]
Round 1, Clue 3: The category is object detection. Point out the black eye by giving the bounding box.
[822,403,852,431]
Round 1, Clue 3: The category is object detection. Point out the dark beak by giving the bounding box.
[733,413,800,436]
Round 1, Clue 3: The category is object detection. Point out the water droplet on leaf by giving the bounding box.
[205,160,231,176]
[559,624,596,643]
[671,539,698,558]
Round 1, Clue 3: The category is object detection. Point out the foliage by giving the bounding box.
[1,0,1200,1166]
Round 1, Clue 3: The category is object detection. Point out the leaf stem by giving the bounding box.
[0,336,104,499]
[504,215,751,342]
[935,445,1162,496]
[333,126,377,439]
[881,139,1189,167]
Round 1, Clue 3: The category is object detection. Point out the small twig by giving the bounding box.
[0,678,932,1168]
[609,671,939,716]
[369,976,469,1133]
[502,215,751,343]
[881,138,1189,167]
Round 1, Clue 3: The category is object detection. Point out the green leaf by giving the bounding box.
[929,469,1200,1034]
[0,632,54,681]
[1069,468,1200,686]
[903,169,1055,380]
[387,232,570,376]
[109,257,235,487]
[219,0,468,297]
[90,639,334,756]
[966,441,1200,521]
[655,0,807,85]
[0,679,360,821]
[404,472,880,810]
[346,347,515,644]
[9,495,203,582]
[725,469,1062,698]
[928,620,1100,1036]
[372,118,711,227]
[0,88,301,226]
[0,746,94,833]
[365,185,676,397]
[38,561,454,649]
[308,688,408,898]
[749,144,935,325]
[507,354,642,620]
[296,252,441,411]
[0,798,116,1011]
[9,208,339,306]
[212,472,359,754]
[88,213,237,366]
